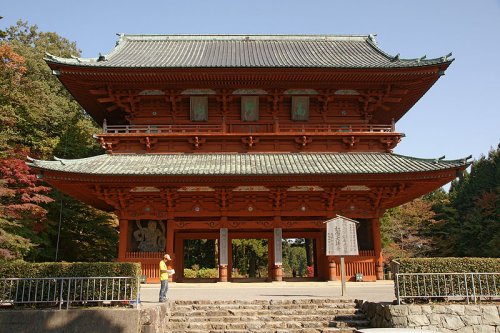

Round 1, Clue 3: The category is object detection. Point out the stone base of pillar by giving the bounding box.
[273,265,283,281]
[219,265,228,282]
[328,261,337,281]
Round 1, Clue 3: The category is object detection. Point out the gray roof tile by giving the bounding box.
[28,153,468,176]
[45,34,452,69]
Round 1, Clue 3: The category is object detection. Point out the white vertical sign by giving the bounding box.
[274,228,282,265]
[326,216,359,256]
[220,228,228,266]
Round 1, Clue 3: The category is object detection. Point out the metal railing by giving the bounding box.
[0,277,140,310]
[395,272,500,304]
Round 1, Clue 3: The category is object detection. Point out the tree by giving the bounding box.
[0,20,113,262]
[444,145,500,257]
[0,153,53,260]
[381,197,438,261]
[232,239,268,277]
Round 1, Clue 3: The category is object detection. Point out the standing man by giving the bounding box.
[159,253,172,302]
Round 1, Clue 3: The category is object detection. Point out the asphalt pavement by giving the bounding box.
[138,281,396,307]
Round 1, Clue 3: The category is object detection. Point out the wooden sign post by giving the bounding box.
[325,215,359,296]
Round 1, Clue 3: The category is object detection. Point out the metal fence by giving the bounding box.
[395,272,500,304]
[0,277,140,310]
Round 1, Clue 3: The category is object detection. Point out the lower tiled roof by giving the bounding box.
[28,153,468,176]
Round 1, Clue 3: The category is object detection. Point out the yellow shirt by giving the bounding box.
[159,260,169,281]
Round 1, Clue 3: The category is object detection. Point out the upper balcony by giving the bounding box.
[96,121,403,154]
[103,123,395,135]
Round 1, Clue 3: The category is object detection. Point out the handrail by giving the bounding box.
[395,272,500,304]
[102,123,395,134]
[0,276,140,310]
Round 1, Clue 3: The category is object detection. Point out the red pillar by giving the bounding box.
[118,219,128,261]
[372,217,384,280]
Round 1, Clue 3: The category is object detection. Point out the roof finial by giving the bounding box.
[392,53,400,61]
[442,52,452,61]
[417,55,426,63]
[368,34,377,45]
[116,33,125,46]
[98,53,106,62]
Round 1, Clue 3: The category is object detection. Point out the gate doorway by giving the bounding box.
[175,232,219,282]
[230,238,268,281]
[282,238,316,280]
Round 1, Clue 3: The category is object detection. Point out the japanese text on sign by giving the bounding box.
[326,216,359,256]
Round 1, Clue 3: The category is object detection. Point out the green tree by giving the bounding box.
[445,145,500,257]
[232,239,268,278]
[0,20,113,262]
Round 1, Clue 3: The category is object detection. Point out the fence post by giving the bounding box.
[66,278,71,310]
[471,273,477,304]
[59,279,64,310]
[464,274,469,304]
[395,274,401,305]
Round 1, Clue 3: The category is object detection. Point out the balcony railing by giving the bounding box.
[103,123,395,135]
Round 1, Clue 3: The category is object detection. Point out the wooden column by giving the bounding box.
[219,228,228,282]
[166,219,175,281]
[372,217,384,280]
[118,219,128,261]
[273,228,283,281]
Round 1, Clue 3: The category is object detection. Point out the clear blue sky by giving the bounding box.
[2,0,499,166]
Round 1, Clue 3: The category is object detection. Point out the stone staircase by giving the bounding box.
[164,298,369,333]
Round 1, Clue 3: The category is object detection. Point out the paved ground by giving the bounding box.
[138,281,396,307]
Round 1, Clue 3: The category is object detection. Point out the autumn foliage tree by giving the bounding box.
[0,154,53,259]
[381,197,438,261]
[0,20,115,262]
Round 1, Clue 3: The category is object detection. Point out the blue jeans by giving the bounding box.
[159,279,168,301]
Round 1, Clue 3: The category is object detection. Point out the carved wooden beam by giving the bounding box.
[295,135,312,149]
[187,136,206,150]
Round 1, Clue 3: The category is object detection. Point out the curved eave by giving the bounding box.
[47,62,451,126]
[27,153,470,179]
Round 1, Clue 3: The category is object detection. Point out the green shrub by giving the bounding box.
[0,260,141,278]
[396,257,500,273]
[183,268,218,278]
[394,258,500,302]
[183,268,197,278]
[0,260,141,306]
[197,268,218,278]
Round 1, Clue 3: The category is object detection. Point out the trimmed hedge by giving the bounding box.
[394,258,500,302]
[0,260,142,279]
[0,261,141,307]
[396,257,500,273]
[183,268,218,279]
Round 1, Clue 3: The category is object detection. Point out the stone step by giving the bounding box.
[166,318,366,331]
[164,299,367,333]
[169,307,360,318]
[171,302,358,312]
[168,328,356,333]
[168,312,361,323]
[171,298,355,306]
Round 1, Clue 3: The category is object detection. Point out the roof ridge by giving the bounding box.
[119,34,372,41]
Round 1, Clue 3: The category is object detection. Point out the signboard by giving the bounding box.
[220,228,228,266]
[325,216,359,256]
[274,228,282,266]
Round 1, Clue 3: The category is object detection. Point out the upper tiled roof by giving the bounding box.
[45,34,452,69]
[28,153,468,176]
